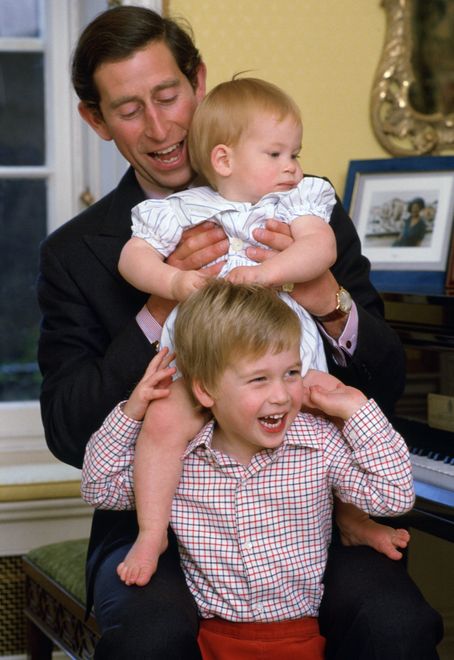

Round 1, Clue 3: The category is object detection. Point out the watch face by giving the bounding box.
[338,288,352,313]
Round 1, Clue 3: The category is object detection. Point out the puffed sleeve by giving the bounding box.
[130,197,194,257]
[276,176,336,224]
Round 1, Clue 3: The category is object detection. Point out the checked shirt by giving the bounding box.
[82,400,414,622]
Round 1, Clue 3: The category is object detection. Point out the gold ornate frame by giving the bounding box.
[371,0,454,156]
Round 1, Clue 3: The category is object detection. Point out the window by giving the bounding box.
[0,0,84,452]
[0,1,159,454]
[0,1,46,402]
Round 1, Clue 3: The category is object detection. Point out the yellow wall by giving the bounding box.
[167,0,390,198]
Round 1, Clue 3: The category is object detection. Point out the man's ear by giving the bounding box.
[211,144,232,177]
[78,102,113,141]
[192,380,215,409]
[194,61,207,103]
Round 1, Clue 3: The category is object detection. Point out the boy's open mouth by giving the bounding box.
[259,413,286,432]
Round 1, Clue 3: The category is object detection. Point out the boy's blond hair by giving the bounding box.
[174,279,301,396]
[188,77,302,189]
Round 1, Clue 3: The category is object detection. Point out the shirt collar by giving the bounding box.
[184,420,217,458]
[183,413,322,460]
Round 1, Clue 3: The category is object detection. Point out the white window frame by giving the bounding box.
[0,0,75,458]
[0,0,161,463]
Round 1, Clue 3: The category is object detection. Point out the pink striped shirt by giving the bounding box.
[82,400,414,622]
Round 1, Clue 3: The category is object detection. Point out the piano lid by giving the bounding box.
[381,292,454,347]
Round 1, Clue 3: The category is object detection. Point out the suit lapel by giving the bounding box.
[83,234,128,279]
[83,168,145,279]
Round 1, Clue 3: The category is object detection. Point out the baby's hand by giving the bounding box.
[226,265,269,286]
[303,381,368,421]
[170,269,208,301]
[123,348,176,421]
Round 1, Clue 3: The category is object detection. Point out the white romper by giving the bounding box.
[131,176,336,374]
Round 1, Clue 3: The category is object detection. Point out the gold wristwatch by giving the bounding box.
[314,286,352,322]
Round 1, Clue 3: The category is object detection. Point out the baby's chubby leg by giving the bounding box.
[116,420,179,586]
[117,378,206,586]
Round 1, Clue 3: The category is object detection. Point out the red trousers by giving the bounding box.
[198,616,325,659]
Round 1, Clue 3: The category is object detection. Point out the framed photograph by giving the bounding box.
[344,156,454,294]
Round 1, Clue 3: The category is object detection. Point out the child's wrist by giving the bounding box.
[342,396,368,421]
[121,400,145,422]
[169,269,182,299]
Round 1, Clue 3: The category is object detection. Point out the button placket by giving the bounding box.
[229,237,244,252]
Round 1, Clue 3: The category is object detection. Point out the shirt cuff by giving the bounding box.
[343,398,388,446]
[103,402,143,445]
[136,305,162,344]
[317,302,358,366]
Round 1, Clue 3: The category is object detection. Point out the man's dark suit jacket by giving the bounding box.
[37,167,405,601]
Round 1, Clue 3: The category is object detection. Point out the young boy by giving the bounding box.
[82,279,415,660]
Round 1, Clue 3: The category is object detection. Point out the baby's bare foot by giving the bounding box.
[340,517,410,560]
[117,531,168,586]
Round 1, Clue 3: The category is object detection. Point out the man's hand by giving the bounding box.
[249,219,348,337]
[248,219,293,260]
[147,222,228,324]
[168,221,228,273]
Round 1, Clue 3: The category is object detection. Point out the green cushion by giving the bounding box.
[27,538,89,605]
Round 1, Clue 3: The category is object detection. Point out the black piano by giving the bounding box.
[381,292,454,543]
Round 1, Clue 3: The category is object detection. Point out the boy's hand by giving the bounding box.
[123,348,176,421]
[144,377,208,444]
[301,371,368,421]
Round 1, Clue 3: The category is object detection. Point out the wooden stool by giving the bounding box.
[22,538,100,659]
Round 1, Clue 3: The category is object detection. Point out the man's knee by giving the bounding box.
[353,589,442,645]
[322,596,443,660]
[94,611,201,660]
[93,541,201,659]
[320,546,443,659]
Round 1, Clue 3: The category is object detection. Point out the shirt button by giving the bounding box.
[346,340,352,349]
[244,540,253,551]
[230,237,244,252]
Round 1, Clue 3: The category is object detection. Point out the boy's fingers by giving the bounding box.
[144,347,173,374]
[150,366,176,383]
[144,388,171,400]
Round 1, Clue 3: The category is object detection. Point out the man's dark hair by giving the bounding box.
[71,5,202,112]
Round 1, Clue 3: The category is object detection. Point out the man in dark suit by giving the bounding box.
[37,5,442,659]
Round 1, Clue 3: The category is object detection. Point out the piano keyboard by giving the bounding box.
[411,452,454,491]
[410,449,454,507]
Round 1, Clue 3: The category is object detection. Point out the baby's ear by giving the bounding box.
[192,380,215,408]
[211,144,232,177]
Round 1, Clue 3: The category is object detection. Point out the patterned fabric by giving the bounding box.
[131,177,335,258]
[132,178,336,375]
[82,400,414,623]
